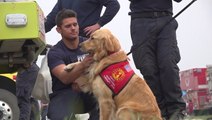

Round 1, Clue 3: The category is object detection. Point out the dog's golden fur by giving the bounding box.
[65,62,91,93]
[68,29,162,120]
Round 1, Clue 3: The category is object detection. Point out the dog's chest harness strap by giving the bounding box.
[100,60,134,96]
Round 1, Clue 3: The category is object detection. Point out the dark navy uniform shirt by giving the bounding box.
[47,37,87,93]
[45,0,120,37]
[129,0,182,14]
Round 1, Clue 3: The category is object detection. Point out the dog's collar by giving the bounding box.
[108,51,116,56]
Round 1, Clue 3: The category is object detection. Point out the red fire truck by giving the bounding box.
[180,68,212,110]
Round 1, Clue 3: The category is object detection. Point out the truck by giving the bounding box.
[0,72,19,120]
[206,65,212,109]
[180,67,212,120]
[0,1,46,119]
[180,68,212,110]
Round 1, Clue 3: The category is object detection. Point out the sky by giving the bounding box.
[35,0,212,75]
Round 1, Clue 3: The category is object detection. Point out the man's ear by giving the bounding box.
[56,26,62,34]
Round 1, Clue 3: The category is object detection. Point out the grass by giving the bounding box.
[184,115,212,120]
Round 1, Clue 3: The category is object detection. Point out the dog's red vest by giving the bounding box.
[100,60,134,96]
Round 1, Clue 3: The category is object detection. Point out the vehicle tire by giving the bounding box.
[0,89,20,120]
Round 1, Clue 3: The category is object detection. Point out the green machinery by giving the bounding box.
[0,1,46,73]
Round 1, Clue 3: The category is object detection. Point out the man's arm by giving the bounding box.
[44,1,60,33]
[51,56,93,85]
[83,0,120,36]
[97,0,120,27]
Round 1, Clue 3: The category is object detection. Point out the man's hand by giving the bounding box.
[81,55,94,68]
[83,23,101,37]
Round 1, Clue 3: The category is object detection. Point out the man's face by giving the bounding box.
[57,17,79,40]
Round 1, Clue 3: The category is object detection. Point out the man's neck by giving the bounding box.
[63,37,79,50]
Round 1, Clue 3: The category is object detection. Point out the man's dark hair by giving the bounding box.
[55,9,77,27]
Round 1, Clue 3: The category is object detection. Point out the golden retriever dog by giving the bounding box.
[64,62,91,93]
[67,29,162,120]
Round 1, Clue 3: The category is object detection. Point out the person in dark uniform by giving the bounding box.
[47,9,98,120]
[128,0,186,119]
[45,0,120,37]
[16,62,39,120]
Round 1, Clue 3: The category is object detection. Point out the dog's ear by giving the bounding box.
[93,50,107,61]
[92,29,121,61]
[104,32,121,53]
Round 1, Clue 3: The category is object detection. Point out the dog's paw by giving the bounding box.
[65,62,81,72]
[64,64,75,72]
[80,84,91,93]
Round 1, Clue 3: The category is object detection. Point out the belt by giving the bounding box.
[129,11,172,19]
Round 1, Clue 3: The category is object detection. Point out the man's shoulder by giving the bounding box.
[48,42,64,55]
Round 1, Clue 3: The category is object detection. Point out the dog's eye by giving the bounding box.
[90,37,94,40]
